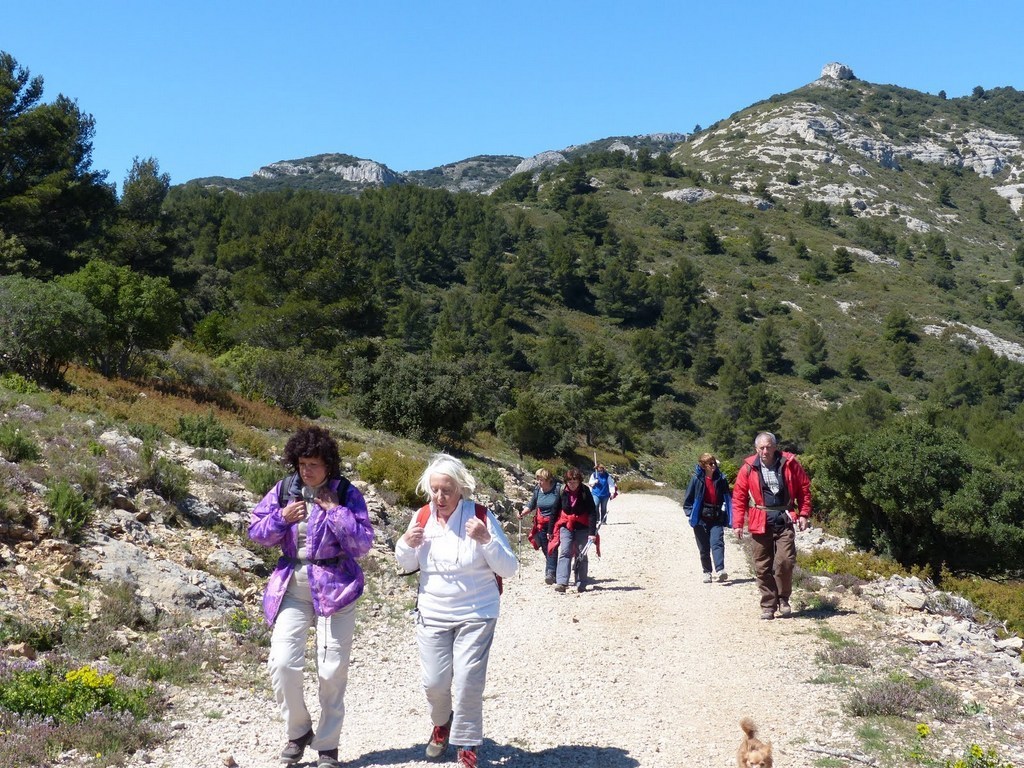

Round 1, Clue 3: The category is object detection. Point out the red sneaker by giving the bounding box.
[456,747,478,768]
[425,713,452,758]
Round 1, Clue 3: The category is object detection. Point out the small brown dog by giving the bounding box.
[737,717,773,768]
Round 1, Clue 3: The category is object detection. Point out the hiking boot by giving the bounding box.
[702,572,713,583]
[317,749,341,768]
[717,571,728,583]
[544,575,555,585]
[779,599,792,617]
[760,609,775,620]
[554,584,567,593]
[456,747,478,768]
[425,713,452,758]
[279,729,314,764]
[577,582,587,593]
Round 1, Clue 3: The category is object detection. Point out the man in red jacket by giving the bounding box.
[732,432,812,620]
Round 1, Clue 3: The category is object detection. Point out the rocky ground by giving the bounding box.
[115,493,1024,768]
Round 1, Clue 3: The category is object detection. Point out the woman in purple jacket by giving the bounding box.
[248,426,375,768]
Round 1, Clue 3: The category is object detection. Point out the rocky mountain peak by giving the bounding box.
[820,62,856,81]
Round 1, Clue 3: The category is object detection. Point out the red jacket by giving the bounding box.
[731,452,812,534]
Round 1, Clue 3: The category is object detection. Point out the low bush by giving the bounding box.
[846,672,962,721]
[46,480,94,542]
[357,448,422,509]
[617,476,659,493]
[941,574,1024,637]
[114,627,222,685]
[177,411,230,449]
[818,643,873,668]
[240,461,286,497]
[138,444,190,502]
[0,422,40,462]
[797,547,909,581]
[0,661,153,724]
[0,613,63,652]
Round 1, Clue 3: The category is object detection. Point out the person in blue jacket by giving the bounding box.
[587,464,617,525]
[682,453,732,583]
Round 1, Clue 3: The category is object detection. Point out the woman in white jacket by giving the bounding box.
[395,453,518,768]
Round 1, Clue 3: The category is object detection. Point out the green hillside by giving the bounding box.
[3,52,1024,580]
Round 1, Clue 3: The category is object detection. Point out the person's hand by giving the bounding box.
[588,535,596,542]
[735,529,743,540]
[797,516,810,532]
[403,523,425,548]
[314,486,339,511]
[466,515,491,544]
[517,508,530,520]
[281,500,307,525]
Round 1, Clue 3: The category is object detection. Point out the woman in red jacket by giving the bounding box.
[548,467,598,593]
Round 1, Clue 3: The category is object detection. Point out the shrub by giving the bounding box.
[941,574,1024,636]
[126,420,165,444]
[46,480,94,542]
[817,643,872,668]
[0,373,41,394]
[470,463,505,493]
[357,449,422,509]
[797,548,908,581]
[617,476,658,493]
[0,275,103,383]
[0,422,40,462]
[0,661,153,724]
[177,411,230,449]
[0,613,63,652]
[138,444,190,502]
[846,673,961,720]
[240,461,286,497]
[115,627,222,685]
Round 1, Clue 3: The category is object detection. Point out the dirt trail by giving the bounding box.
[137,493,846,768]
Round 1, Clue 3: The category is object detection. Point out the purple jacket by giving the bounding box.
[248,476,375,626]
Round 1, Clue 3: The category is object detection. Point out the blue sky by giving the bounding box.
[4,1,1023,189]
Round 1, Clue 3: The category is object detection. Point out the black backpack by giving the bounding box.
[277,472,350,507]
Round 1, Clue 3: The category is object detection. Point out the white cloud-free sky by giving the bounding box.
[4,0,1022,188]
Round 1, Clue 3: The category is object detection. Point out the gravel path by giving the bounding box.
[132,493,848,768]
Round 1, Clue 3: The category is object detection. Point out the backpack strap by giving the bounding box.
[402,503,503,594]
[280,473,352,507]
[277,472,301,507]
[475,503,503,595]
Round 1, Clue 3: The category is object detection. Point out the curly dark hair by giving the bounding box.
[283,426,341,478]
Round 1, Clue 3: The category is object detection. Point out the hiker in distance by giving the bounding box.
[248,426,375,768]
[732,432,812,620]
[549,467,598,593]
[587,462,617,525]
[517,467,562,585]
[395,453,518,768]
[682,452,732,584]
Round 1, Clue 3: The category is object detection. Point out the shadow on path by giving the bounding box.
[339,739,641,767]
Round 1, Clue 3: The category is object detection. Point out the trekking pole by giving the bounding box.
[517,513,523,580]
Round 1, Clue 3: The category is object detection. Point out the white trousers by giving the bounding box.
[268,581,356,751]
[416,614,497,748]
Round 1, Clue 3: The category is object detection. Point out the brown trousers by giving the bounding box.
[750,525,796,611]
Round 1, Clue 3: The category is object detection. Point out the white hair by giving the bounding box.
[416,452,476,500]
[755,431,778,448]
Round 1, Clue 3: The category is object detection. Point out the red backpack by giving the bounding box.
[414,503,503,594]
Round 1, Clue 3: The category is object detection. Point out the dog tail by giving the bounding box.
[740,717,757,737]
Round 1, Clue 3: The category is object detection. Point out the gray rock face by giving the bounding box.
[820,62,855,81]
[513,151,568,174]
[253,155,403,186]
[80,533,242,621]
